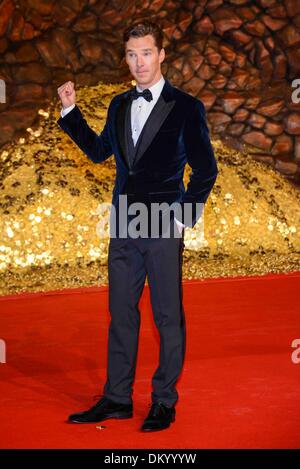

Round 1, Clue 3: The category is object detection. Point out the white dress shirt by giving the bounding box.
[131,75,165,146]
[60,75,185,232]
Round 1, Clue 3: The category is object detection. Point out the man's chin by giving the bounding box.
[135,77,152,86]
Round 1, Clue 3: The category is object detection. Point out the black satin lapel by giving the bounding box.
[116,96,130,168]
[132,96,176,167]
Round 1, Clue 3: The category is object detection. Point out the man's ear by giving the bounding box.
[159,47,165,64]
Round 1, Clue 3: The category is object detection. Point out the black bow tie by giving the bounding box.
[129,87,153,102]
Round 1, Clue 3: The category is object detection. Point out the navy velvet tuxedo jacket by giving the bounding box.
[57,78,218,233]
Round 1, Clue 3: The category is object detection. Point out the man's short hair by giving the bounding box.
[123,20,164,52]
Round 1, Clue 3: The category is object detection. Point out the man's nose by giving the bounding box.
[136,55,144,67]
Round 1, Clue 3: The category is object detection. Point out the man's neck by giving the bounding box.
[136,73,163,90]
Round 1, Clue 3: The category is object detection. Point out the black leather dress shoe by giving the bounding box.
[141,402,175,432]
[68,396,133,424]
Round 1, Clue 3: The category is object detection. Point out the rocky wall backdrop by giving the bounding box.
[0,0,300,183]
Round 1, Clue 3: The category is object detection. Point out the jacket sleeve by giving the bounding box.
[176,99,218,228]
[57,101,114,164]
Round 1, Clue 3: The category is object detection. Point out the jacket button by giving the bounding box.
[129,170,134,175]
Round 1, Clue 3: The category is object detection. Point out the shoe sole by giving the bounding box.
[67,412,133,424]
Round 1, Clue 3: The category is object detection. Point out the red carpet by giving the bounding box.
[0,272,300,449]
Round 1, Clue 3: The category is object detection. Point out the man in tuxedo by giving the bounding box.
[57,20,218,432]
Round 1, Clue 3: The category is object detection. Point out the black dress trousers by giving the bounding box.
[103,222,186,408]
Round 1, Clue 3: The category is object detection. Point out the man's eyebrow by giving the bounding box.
[126,48,153,52]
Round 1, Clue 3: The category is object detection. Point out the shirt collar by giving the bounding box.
[136,75,165,100]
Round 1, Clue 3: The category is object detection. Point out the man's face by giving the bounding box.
[125,34,165,89]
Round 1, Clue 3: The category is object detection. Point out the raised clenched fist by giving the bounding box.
[57,81,76,109]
